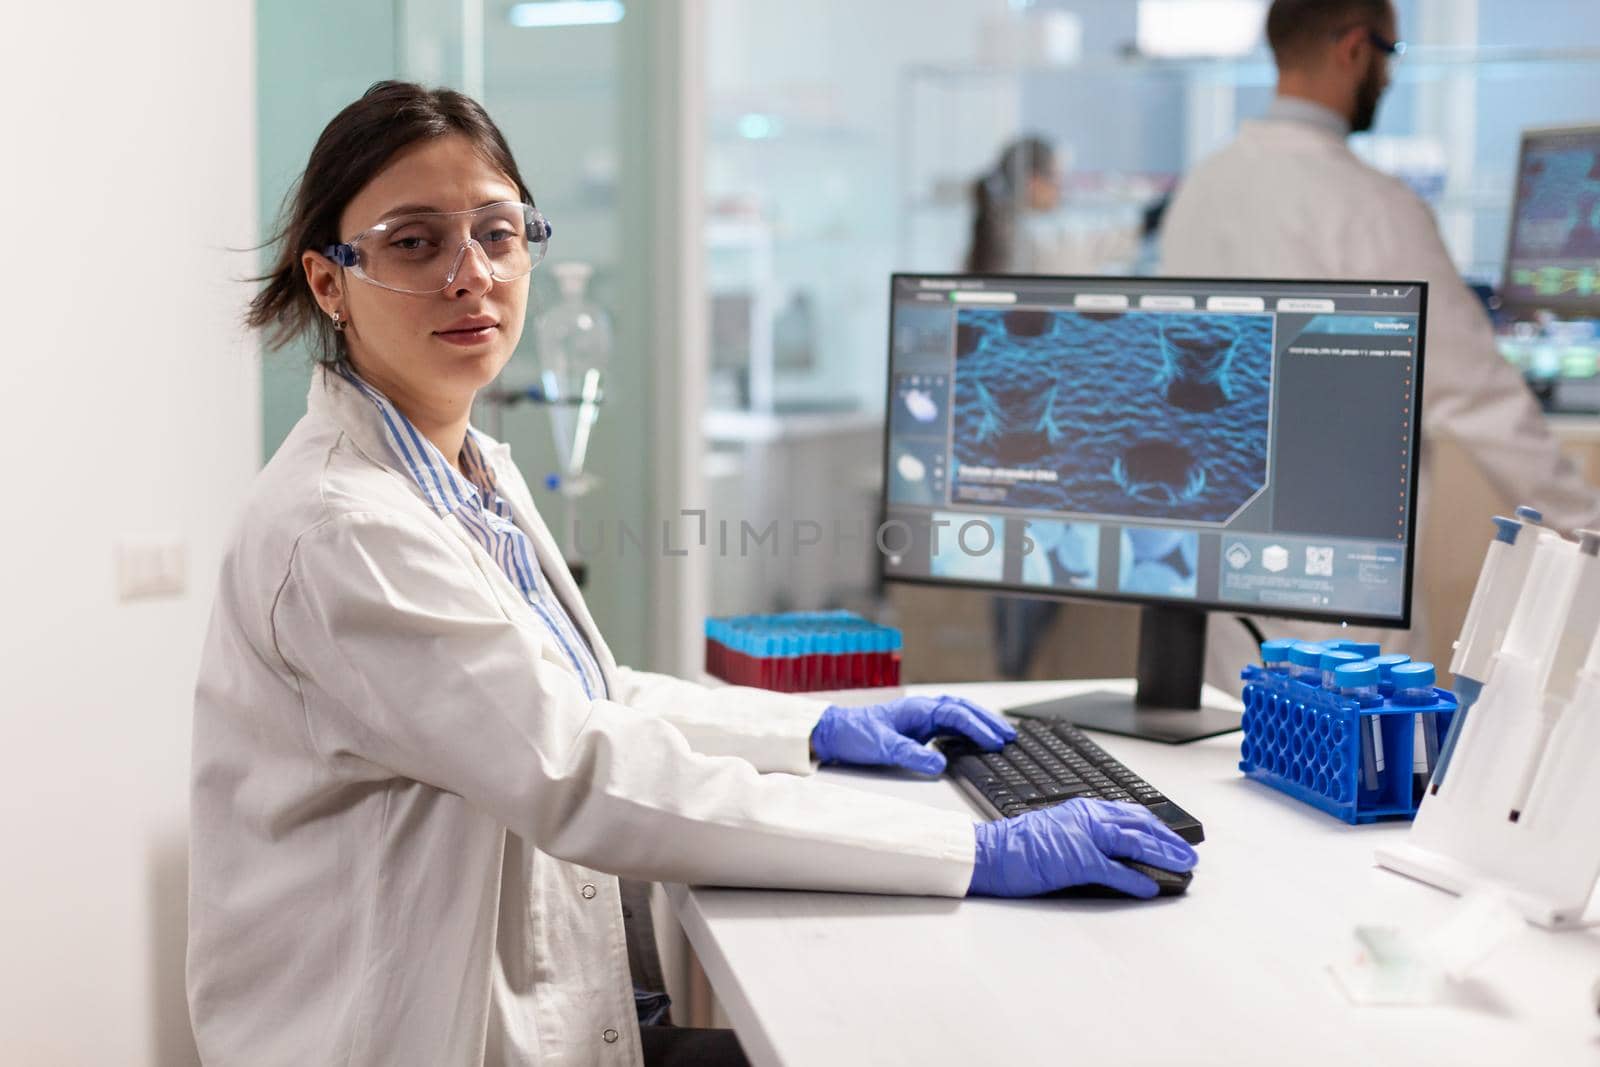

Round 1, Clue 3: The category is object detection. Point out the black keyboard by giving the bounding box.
[941,717,1205,845]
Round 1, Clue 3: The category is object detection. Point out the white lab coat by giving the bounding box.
[1159,114,1600,689]
[187,367,976,1066]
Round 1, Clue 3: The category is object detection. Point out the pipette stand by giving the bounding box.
[1376,532,1600,928]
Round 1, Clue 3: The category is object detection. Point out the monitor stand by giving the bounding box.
[1004,605,1241,745]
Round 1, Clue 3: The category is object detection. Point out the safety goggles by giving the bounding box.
[324,201,553,295]
[1367,29,1406,57]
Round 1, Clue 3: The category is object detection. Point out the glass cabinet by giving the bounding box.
[900,47,1600,284]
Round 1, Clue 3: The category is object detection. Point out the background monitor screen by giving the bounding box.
[882,274,1427,627]
[1501,124,1600,314]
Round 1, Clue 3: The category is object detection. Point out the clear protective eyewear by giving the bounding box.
[1333,23,1406,58]
[324,201,553,295]
[1367,29,1406,57]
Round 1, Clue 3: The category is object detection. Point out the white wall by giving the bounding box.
[0,2,257,1063]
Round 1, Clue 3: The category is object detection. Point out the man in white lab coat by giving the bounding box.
[1158,0,1600,688]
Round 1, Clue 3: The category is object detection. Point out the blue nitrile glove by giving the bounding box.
[968,797,1199,899]
[809,694,1017,775]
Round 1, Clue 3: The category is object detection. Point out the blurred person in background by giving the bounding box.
[966,135,1149,278]
[1158,0,1600,688]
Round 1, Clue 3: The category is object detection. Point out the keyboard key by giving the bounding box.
[1038,783,1096,801]
[952,754,994,777]
[943,718,1204,845]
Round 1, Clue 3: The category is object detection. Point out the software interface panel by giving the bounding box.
[1503,125,1600,311]
[884,275,1425,625]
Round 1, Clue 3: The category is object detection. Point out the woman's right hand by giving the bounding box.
[967,798,1198,898]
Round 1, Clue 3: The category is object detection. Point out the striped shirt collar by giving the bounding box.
[332,364,501,518]
[324,363,609,701]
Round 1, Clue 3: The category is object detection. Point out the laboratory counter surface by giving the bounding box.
[666,679,1600,1067]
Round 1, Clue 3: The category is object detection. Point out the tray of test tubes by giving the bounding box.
[704,611,903,693]
[1238,640,1458,824]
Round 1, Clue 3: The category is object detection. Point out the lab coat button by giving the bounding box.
[603,1028,620,1043]
[580,883,598,899]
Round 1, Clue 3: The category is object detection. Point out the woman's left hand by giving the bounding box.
[809,695,1016,775]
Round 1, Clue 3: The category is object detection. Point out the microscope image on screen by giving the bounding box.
[890,374,949,437]
[1118,527,1199,598]
[1020,520,1100,590]
[949,308,1271,523]
[892,304,959,374]
[929,511,1006,582]
[1513,146,1600,262]
[887,438,947,507]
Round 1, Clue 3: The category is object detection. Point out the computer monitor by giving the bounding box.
[1501,124,1600,316]
[881,273,1428,743]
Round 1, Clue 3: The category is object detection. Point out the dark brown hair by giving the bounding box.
[247,80,536,364]
[1265,0,1392,68]
[965,136,1055,274]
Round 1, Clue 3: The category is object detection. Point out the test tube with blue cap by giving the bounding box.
[1391,662,1437,702]
[1390,661,1440,803]
[1287,642,1327,685]
[1433,506,1543,795]
[1334,661,1386,801]
[1335,661,1382,702]
[1319,649,1363,690]
[1260,638,1296,674]
[1367,653,1411,698]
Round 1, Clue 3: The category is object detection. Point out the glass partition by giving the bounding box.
[901,47,1600,284]
[257,0,673,667]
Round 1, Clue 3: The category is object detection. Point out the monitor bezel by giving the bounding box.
[879,271,1429,630]
[1498,122,1600,318]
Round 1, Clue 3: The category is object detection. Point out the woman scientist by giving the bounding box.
[965,135,1149,276]
[188,82,1196,1067]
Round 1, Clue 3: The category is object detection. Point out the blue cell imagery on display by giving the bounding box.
[887,438,948,507]
[893,304,959,374]
[950,308,1272,523]
[1020,521,1099,590]
[930,511,1006,583]
[1118,527,1199,598]
[890,374,949,438]
[1513,145,1600,261]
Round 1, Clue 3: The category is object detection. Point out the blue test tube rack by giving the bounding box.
[1237,663,1457,823]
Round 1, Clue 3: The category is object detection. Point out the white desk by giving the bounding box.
[668,680,1600,1066]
